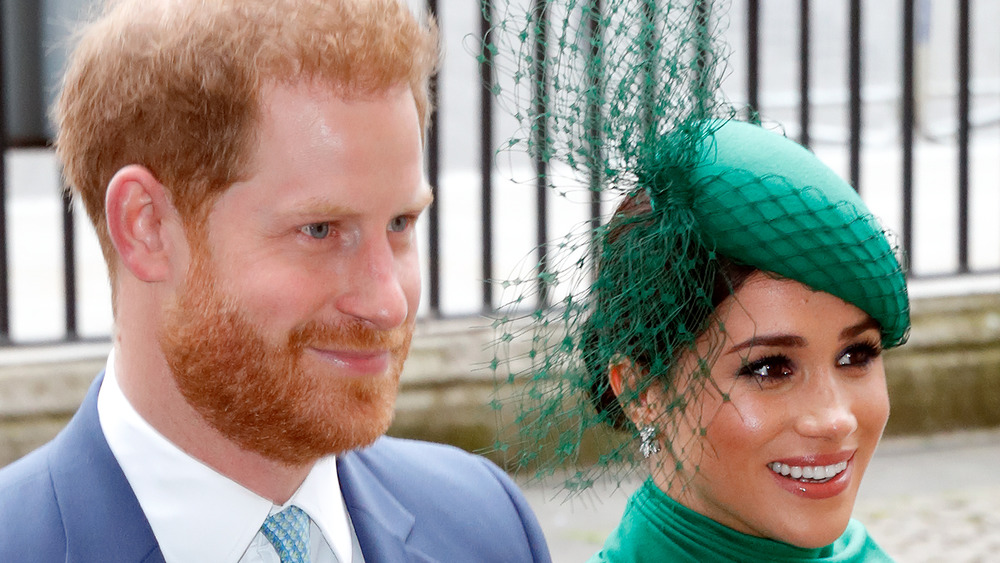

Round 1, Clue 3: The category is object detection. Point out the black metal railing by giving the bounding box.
[0,0,996,346]
[739,0,986,276]
[0,4,7,344]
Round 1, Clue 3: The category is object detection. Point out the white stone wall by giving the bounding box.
[1,294,999,468]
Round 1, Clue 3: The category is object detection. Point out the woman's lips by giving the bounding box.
[768,451,856,500]
[769,460,848,481]
[307,348,391,376]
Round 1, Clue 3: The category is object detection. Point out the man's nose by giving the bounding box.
[335,238,410,330]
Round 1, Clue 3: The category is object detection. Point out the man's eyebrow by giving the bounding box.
[726,334,807,355]
[412,186,434,210]
[280,199,351,218]
[278,189,434,218]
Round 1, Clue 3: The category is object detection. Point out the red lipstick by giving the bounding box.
[768,451,856,500]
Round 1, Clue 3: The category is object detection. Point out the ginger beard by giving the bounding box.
[159,249,412,465]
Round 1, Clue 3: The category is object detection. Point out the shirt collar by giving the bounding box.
[289,456,353,563]
[98,349,354,563]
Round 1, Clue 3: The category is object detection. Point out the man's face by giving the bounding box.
[159,82,431,464]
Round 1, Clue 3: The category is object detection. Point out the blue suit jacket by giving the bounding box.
[0,375,551,562]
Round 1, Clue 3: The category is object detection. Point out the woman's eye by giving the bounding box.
[388,216,411,233]
[738,355,793,380]
[300,222,331,239]
[836,343,882,367]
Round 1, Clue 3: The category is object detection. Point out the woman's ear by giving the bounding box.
[105,165,180,282]
[609,356,658,427]
[608,357,628,397]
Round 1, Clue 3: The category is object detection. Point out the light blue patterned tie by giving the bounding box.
[261,506,311,563]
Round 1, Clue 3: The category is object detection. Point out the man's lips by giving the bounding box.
[307,347,393,375]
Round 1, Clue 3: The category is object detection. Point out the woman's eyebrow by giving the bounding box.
[727,334,806,355]
[840,318,881,340]
[726,318,880,355]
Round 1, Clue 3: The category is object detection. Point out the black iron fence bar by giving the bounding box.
[694,0,713,120]
[480,0,495,311]
[746,0,760,121]
[848,0,862,192]
[642,2,657,143]
[957,0,970,273]
[533,0,549,307]
[0,3,7,344]
[798,0,811,148]
[425,0,442,315]
[588,0,603,278]
[61,190,77,340]
[902,0,915,267]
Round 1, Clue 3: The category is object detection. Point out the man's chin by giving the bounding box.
[161,248,413,465]
[253,375,401,464]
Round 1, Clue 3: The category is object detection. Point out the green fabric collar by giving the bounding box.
[589,479,894,563]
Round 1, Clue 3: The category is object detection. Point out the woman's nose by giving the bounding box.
[793,372,859,441]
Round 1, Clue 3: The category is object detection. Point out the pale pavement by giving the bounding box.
[521,427,1000,563]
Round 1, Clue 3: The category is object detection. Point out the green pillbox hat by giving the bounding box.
[689,121,909,347]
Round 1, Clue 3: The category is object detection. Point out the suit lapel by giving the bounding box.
[48,374,165,563]
[48,377,444,562]
[338,444,437,563]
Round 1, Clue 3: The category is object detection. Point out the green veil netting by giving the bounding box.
[483,0,909,493]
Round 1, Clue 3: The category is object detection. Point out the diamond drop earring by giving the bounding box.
[639,425,661,458]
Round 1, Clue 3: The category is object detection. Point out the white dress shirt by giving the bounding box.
[97,350,363,563]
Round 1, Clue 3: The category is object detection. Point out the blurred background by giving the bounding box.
[0,1,997,561]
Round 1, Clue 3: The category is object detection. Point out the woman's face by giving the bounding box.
[647,272,889,548]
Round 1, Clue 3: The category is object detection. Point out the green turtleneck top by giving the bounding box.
[589,479,894,562]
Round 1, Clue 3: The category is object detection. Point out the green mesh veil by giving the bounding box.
[485,0,909,493]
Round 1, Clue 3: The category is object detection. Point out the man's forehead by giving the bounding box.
[206,82,427,225]
[233,79,422,174]
[258,78,417,114]
[273,185,433,217]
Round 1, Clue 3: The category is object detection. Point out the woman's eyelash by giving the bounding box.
[737,354,793,379]
[837,340,883,366]
[737,337,883,379]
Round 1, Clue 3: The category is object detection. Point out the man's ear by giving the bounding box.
[609,357,657,426]
[105,165,180,282]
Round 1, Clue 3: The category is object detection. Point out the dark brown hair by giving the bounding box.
[586,189,757,430]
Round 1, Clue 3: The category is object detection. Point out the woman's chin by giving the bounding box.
[769,507,855,549]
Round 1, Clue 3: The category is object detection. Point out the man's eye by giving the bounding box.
[388,216,411,233]
[300,223,331,239]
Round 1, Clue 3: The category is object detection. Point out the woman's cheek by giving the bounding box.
[724,391,782,437]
